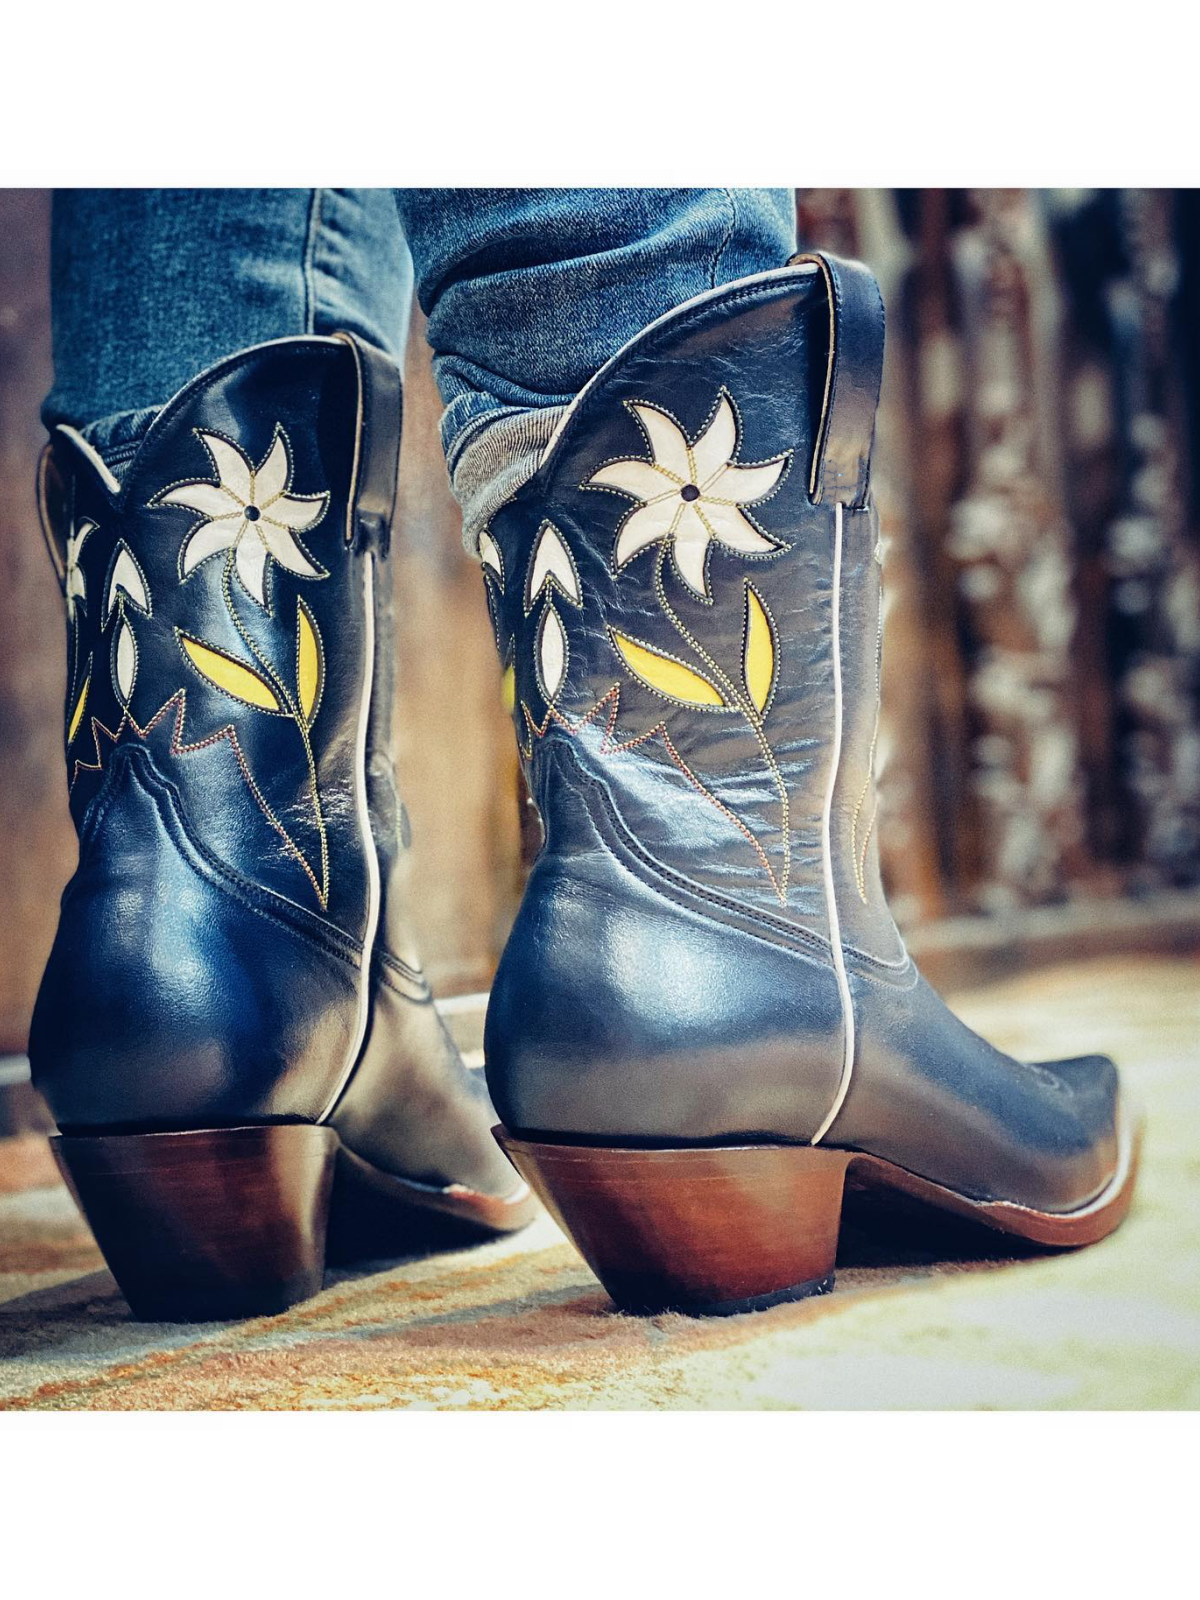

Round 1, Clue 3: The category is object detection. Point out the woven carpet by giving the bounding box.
[1,954,1196,1410]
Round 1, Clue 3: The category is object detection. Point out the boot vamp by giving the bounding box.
[835,964,1122,1213]
[330,965,520,1200]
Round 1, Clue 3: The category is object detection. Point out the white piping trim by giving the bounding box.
[319,553,381,1121]
[54,425,122,497]
[811,502,856,1146]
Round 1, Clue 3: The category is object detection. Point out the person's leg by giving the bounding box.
[34,190,533,1321]
[393,187,796,548]
[44,187,412,472]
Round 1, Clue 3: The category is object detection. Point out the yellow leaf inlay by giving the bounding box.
[744,584,776,714]
[500,664,516,713]
[297,601,323,723]
[67,675,90,745]
[180,634,281,712]
[612,631,726,708]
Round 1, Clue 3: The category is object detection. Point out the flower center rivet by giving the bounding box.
[680,484,700,502]
[244,504,261,521]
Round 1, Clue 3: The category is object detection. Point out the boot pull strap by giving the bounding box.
[333,331,403,555]
[791,251,885,509]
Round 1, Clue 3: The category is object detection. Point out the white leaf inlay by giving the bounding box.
[538,603,566,702]
[114,617,136,705]
[105,543,151,622]
[479,529,504,583]
[527,522,581,609]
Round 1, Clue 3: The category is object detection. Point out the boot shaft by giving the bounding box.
[482,256,897,957]
[33,334,402,1129]
[41,334,399,930]
[481,255,901,1139]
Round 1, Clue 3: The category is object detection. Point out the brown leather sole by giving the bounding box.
[496,1108,1142,1317]
[53,1124,535,1322]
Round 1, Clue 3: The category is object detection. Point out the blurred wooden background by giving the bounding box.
[800,189,1200,932]
[2,188,1199,1059]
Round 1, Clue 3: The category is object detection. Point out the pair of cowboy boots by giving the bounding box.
[31,253,1138,1322]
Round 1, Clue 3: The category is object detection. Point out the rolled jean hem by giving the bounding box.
[70,405,161,474]
[448,404,570,554]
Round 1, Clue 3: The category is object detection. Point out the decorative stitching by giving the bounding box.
[652,546,792,900]
[549,738,841,968]
[516,699,534,760]
[606,625,731,712]
[153,423,329,614]
[219,552,330,904]
[535,599,568,705]
[220,559,295,712]
[479,527,505,587]
[69,686,328,908]
[741,580,780,719]
[583,388,791,602]
[98,538,150,710]
[79,744,363,972]
[176,628,289,717]
[295,596,326,726]
[522,683,783,896]
[527,698,907,974]
[110,610,139,708]
[524,520,582,615]
[538,272,818,493]
[63,516,96,624]
[67,657,91,748]
[102,539,152,625]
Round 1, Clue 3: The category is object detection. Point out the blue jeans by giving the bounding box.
[44,188,796,546]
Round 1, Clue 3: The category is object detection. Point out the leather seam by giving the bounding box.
[537,732,907,973]
[374,951,434,1002]
[78,745,363,970]
[542,741,839,970]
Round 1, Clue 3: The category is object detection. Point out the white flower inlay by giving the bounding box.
[158,427,329,609]
[65,518,96,623]
[588,393,789,599]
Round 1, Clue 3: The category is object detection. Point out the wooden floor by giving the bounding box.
[0,952,1196,1410]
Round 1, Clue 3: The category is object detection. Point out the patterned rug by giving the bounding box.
[1,954,1197,1410]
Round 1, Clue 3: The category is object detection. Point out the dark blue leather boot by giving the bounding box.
[480,252,1141,1316]
[32,332,533,1320]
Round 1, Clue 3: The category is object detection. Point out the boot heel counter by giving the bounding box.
[31,748,360,1132]
[484,746,847,1144]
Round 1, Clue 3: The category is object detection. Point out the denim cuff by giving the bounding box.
[74,405,162,482]
[448,405,569,555]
